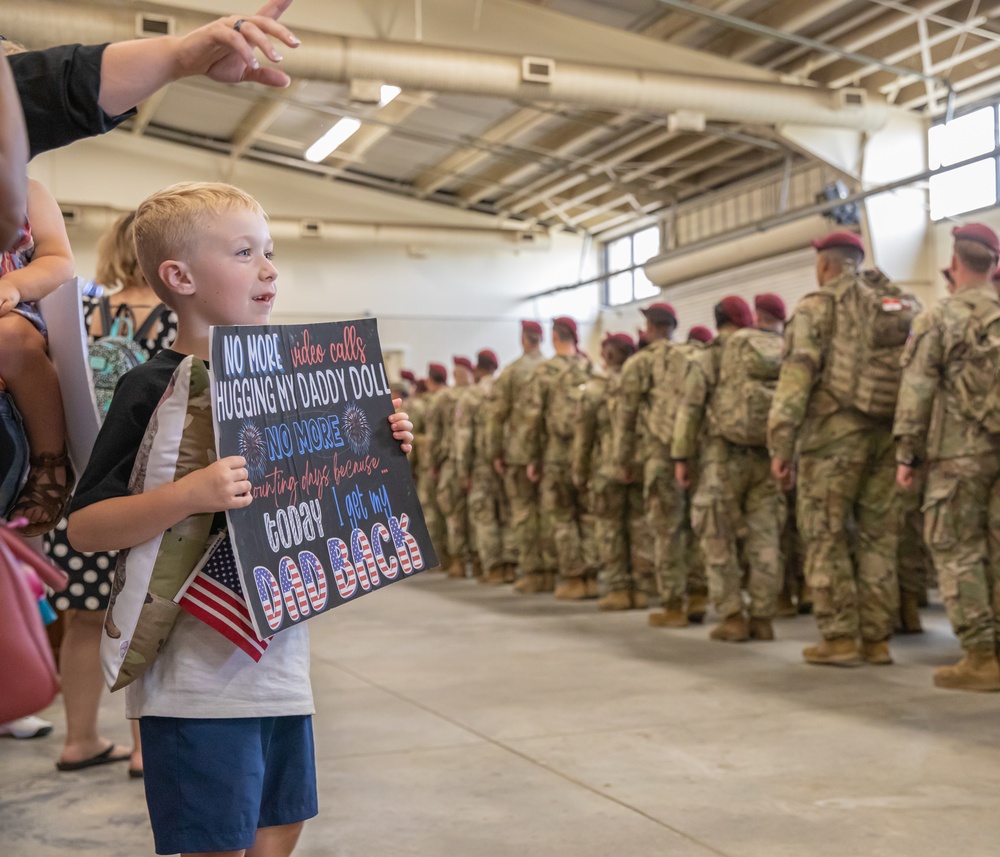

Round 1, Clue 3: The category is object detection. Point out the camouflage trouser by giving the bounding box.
[503,464,544,575]
[923,454,1000,651]
[499,484,518,567]
[692,442,786,620]
[593,476,655,596]
[540,462,584,578]
[467,462,505,572]
[796,430,899,642]
[437,458,471,561]
[781,487,805,599]
[645,459,703,603]
[417,468,447,563]
[897,484,932,597]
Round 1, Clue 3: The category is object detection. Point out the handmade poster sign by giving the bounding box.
[209,320,435,639]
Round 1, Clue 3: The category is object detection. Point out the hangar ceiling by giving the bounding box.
[12,0,1000,237]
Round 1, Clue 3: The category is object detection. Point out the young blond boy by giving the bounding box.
[68,182,413,857]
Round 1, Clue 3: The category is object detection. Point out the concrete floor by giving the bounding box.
[3,573,1000,857]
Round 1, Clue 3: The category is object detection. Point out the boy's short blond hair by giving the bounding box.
[133,182,266,306]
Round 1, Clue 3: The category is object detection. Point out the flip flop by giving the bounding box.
[55,743,131,772]
[128,767,144,779]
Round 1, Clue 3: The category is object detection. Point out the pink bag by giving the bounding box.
[0,519,69,723]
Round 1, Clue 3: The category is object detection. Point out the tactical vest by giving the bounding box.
[946,289,1000,433]
[646,342,693,448]
[547,356,591,441]
[711,328,783,447]
[815,269,921,422]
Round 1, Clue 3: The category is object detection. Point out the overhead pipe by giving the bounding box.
[5,1,890,132]
[59,203,550,249]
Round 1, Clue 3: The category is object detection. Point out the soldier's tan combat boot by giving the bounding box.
[749,617,775,641]
[446,558,466,578]
[632,592,650,610]
[710,613,750,642]
[802,637,863,667]
[471,558,483,580]
[503,564,517,583]
[597,591,632,611]
[775,591,798,619]
[897,592,923,634]
[513,573,543,594]
[540,570,557,593]
[933,647,1000,692]
[649,598,689,628]
[585,578,600,599]
[861,640,893,665]
[687,593,708,624]
[554,578,587,600]
[797,583,813,615]
[480,568,506,585]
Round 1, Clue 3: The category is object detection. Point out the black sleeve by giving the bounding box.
[9,44,137,158]
[70,353,181,513]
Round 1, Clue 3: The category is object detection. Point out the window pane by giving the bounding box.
[632,226,660,265]
[607,272,633,306]
[606,237,632,273]
[929,158,997,220]
[634,269,659,300]
[929,106,995,169]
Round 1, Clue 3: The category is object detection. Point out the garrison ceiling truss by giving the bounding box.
[24,0,1000,236]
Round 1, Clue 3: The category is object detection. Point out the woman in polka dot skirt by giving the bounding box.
[44,212,177,777]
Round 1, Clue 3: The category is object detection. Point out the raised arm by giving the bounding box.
[98,1,300,116]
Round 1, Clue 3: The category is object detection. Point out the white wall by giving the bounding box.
[30,133,599,378]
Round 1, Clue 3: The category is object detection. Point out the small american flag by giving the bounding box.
[176,531,270,661]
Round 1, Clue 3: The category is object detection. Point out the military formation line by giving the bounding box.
[403,225,1000,694]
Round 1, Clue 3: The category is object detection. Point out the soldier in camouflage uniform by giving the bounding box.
[769,232,906,667]
[675,296,786,643]
[524,316,594,599]
[454,349,508,584]
[614,303,706,627]
[428,356,475,577]
[489,321,547,591]
[413,364,449,567]
[573,333,655,609]
[895,223,1000,692]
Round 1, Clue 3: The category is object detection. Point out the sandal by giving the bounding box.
[12,450,74,538]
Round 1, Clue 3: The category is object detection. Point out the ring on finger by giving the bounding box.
[233,18,245,32]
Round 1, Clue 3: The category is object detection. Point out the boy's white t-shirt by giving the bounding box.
[126,613,314,719]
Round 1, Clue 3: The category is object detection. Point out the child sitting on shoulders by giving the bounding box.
[67,182,413,857]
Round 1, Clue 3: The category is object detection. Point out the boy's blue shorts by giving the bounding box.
[139,715,318,855]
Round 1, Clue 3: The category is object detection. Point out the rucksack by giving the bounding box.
[712,328,783,447]
[948,290,1000,433]
[546,356,591,440]
[817,269,921,422]
[89,300,166,418]
[646,342,695,448]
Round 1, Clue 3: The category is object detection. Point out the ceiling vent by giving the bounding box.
[299,220,324,239]
[517,232,539,244]
[135,13,174,38]
[60,206,81,226]
[522,56,555,84]
[837,88,867,109]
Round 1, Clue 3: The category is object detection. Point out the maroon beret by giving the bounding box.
[754,293,787,322]
[552,316,578,342]
[687,325,715,344]
[428,363,448,383]
[953,223,1000,255]
[521,320,543,337]
[400,369,417,383]
[640,302,677,325]
[718,295,755,329]
[477,349,499,371]
[453,356,474,372]
[602,332,636,354]
[811,231,865,259]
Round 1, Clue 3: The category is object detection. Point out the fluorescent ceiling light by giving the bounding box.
[305,117,361,163]
[380,85,402,105]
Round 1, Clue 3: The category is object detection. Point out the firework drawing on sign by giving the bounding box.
[238,421,268,480]
[342,402,371,456]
